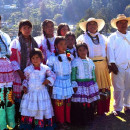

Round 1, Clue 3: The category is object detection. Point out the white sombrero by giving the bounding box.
[111,14,130,29]
[79,18,105,32]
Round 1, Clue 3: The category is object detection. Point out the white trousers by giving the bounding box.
[112,67,130,111]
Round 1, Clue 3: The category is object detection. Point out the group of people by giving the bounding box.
[0,14,129,130]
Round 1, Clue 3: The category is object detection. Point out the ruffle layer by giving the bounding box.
[0,59,13,72]
[52,78,74,99]
[71,82,100,103]
[20,87,54,120]
[0,72,14,83]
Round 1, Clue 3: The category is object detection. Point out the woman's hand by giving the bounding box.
[42,79,50,85]
[17,70,26,80]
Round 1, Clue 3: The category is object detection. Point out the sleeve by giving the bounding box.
[46,66,56,86]
[46,56,54,70]
[91,61,96,82]
[22,68,30,88]
[107,35,116,64]
[71,59,78,88]
[9,39,21,71]
[1,32,11,55]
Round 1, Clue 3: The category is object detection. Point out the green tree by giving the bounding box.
[53,14,63,25]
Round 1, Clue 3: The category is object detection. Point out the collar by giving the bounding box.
[87,31,99,37]
[34,66,40,70]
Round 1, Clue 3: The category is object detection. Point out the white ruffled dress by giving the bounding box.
[20,64,56,120]
[47,54,74,99]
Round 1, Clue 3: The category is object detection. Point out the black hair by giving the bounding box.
[76,42,89,57]
[42,19,54,52]
[65,31,76,57]
[30,48,44,62]
[18,19,32,36]
[86,21,99,44]
[0,16,1,21]
[57,23,70,36]
[86,21,98,32]
[54,36,71,62]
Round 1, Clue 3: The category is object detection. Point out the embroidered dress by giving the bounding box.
[71,58,100,103]
[35,35,56,62]
[77,32,111,115]
[20,63,56,129]
[71,57,100,125]
[9,37,38,101]
[47,54,74,100]
[47,54,73,123]
[0,30,15,130]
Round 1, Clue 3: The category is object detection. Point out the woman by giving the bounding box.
[10,19,38,125]
[77,17,111,115]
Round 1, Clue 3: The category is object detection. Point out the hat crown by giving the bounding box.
[116,14,126,19]
[87,18,96,22]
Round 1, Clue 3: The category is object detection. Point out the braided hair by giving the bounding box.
[65,31,77,58]
[54,36,71,62]
[57,23,70,36]
[42,19,54,52]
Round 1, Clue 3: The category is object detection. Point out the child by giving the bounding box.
[20,48,56,129]
[71,42,100,126]
[47,36,75,129]
[65,31,77,58]
[0,15,15,129]
[9,19,38,125]
[35,19,55,63]
[57,23,70,36]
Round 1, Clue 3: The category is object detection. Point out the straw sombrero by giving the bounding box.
[79,18,105,32]
[111,14,130,29]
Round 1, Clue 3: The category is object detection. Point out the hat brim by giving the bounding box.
[79,19,105,32]
[111,17,130,29]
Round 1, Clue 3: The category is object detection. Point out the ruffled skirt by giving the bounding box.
[20,87,54,120]
[52,78,74,99]
[71,80,100,103]
[0,58,14,83]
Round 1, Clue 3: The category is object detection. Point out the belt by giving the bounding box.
[93,59,104,62]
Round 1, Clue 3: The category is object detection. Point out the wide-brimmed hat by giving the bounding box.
[79,18,105,32]
[111,14,130,29]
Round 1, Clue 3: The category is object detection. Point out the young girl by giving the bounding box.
[20,48,56,129]
[9,19,38,125]
[57,23,70,36]
[71,42,100,126]
[47,36,75,129]
[65,31,77,58]
[35,19,55,63]
[0,16,15,129]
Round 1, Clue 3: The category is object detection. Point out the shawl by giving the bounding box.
[19,35,38,71]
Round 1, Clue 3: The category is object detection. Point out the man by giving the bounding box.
[107,14,130,116]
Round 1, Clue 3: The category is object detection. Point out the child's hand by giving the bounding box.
[23,87,27,94]
[42,79,50,85]
[17,70,26,80]
[73,87,77,93]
